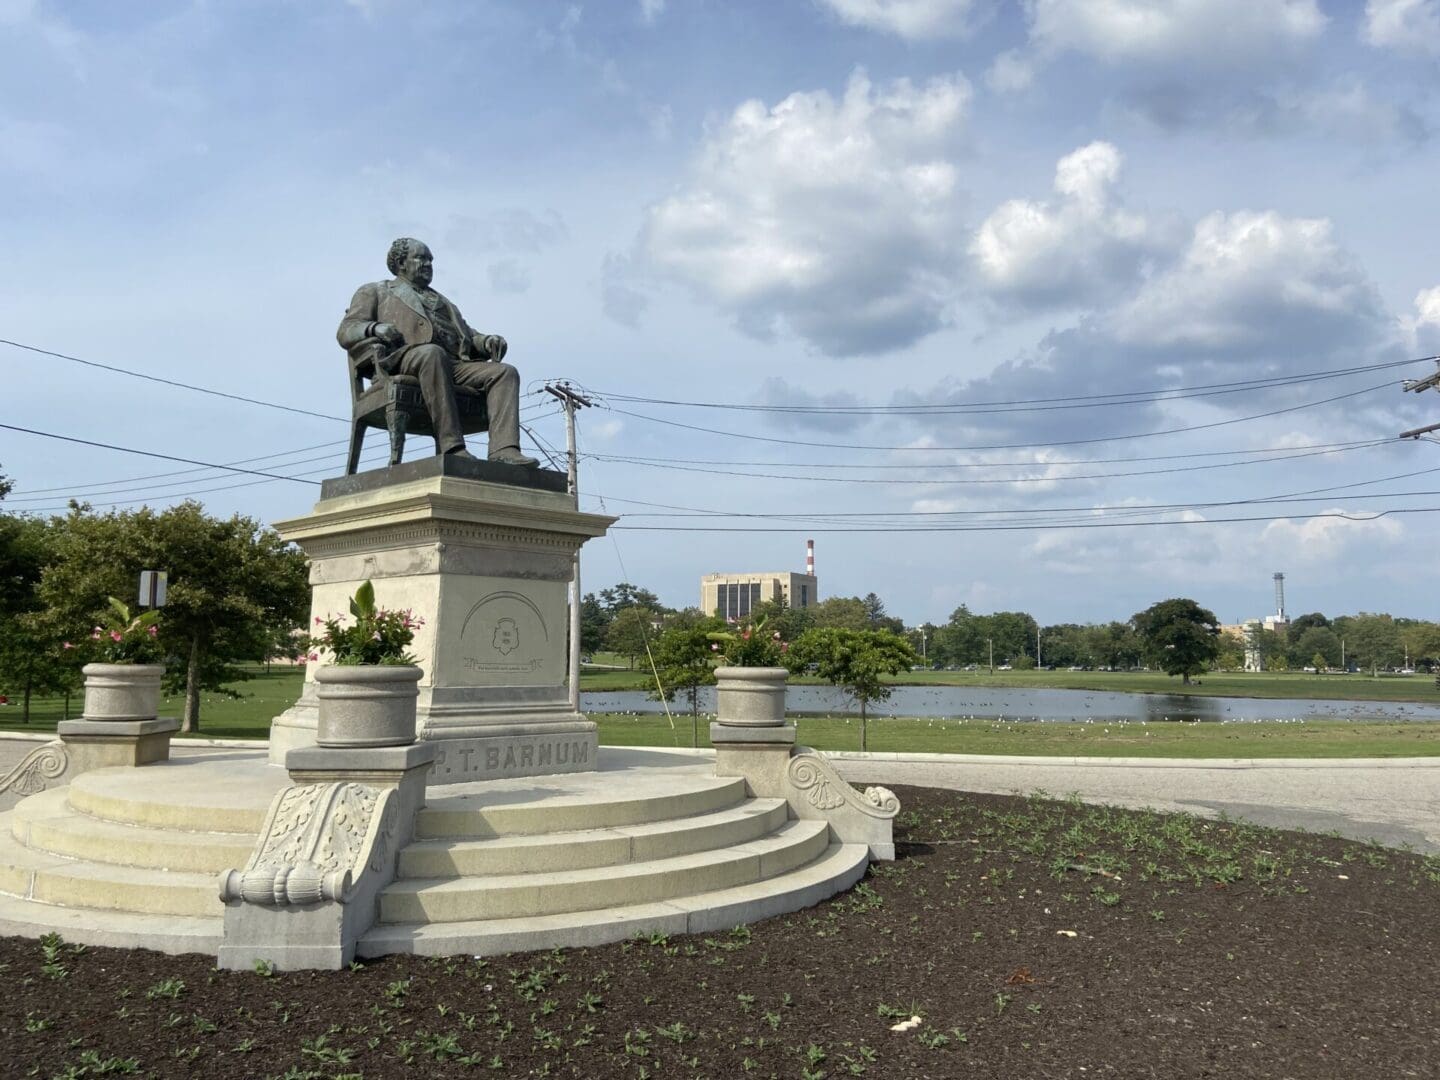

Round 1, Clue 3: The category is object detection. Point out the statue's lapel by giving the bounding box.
[389,279,430,324]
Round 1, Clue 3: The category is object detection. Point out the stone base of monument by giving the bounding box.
[268,455,613,784]
[0,746,885,964]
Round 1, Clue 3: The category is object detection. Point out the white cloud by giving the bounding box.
[1363,0,1440,55]
[1260,511,1405,562]
[1407,285,1440,353]
[1023,0,1326,67]
[487,259,531,294]
[971,141,1177,309]
[1109,210,1386,357]
[639,0,666,25]
[639,70,970,355]
[814,0,987,39]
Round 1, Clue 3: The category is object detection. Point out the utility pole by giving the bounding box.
[988,637,994,675]
[544,381,593,713]
[1036,625,1041,669]
[1400,358,1440,439]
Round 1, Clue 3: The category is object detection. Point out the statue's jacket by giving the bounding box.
[337,278,495,365]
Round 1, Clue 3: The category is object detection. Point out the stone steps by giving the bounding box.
[399,797,790,877]
[0,820,221,919]
[12,788,254,874]
[0,889,222,955]
[361,841,870,958]
[414,774,748,839]
[381,818,831,923]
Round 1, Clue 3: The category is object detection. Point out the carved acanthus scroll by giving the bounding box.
[220,782,395,906]
[787,753,899,819]
[0,741,68,797]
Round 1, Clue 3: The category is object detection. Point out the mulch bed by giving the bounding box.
[4,784,1438,1079]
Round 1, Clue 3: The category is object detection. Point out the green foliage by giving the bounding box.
[1131,598,1220,684]
[605,606,658,670]
[786,628,917,751]
[35,501,310,732]
[648,618,722,729]
[306,580,419,666]
[707,617,787,667]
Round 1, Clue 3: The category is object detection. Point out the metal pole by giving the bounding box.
[545,382,593,716]
[988,638,994,674]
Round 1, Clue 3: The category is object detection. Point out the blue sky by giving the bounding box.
[4,0,1440,627]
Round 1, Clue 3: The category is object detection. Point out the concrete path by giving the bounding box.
[4,734,1437,853]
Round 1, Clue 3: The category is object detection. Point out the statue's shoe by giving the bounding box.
[491,448,539,467]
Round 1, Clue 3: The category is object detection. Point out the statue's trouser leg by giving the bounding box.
[453,361,521,457]
[397,344,466,454]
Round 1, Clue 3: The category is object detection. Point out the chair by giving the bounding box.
[344,340,489,475]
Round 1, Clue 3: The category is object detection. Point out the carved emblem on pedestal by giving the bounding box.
[493,617,520,655]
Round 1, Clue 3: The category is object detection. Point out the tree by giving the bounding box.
[649,617,723,745]
[599,582,663,617]
[786,628,918,752]
[578,593,609,655]
[1400,621,1440,672]
[1333,613,1402,674]
[1294,626,1342,670]
[860,592,905,634]
[1131,598,1220,685]
[605,606,657,670]
[750,598,815,644]
[0,509,81,721]
[811,596,870,631]
[37,502,310,732]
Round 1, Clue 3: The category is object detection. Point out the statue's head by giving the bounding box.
[387,237,433,288]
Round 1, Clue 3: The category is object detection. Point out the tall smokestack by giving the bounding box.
[806,539,814,577]
[1273,572,1285,619]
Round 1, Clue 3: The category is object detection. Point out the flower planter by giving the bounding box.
[81,663,166,722]
[314,664,423,748]
[714,666,789,728]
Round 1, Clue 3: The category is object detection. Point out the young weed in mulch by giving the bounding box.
[5,784,1439,1079]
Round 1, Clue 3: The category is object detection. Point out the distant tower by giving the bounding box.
[1273,572,1286,619]
[806,539,815,577]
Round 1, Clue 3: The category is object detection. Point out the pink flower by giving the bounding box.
[62,642,74,650]
[314,616,323,625]
[307,652,319,662]
[147,625,159,637]
[110,631,123,643]
[772,631,781,640]
[710,643,720,652]
[742,630,751,641]
[780,642,789,653]
[372,632,382,641]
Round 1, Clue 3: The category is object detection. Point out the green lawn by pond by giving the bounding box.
[1,665,1436,756]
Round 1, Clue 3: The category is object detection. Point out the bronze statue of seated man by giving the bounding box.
[337,237,538,467]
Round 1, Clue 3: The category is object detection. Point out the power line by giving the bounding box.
[609,506,1440,533]
[2,338,347,422]
[585,437,1383,471]
[605,381,1394,452]
[582,439,1389,488]
[583,355,1435,415]
[0,423,322,486]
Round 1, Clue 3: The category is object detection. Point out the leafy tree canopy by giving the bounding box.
[1131,598,1220,684]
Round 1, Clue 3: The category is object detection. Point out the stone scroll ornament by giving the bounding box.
[787,753,899,818]
[0,741,68,797]
[220,782,398,906]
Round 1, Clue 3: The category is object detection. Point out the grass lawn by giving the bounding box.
[5,786,1437,1078]
[3,666,1438,756]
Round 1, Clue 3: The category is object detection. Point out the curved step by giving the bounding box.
[399,798,790,878]
[66,760,281,834]
[13,788,254,873]
[0,889,220,956]
[0,821,222,919]
[381,818,831,924]
[416,775,747,839]
[361,841,870,958]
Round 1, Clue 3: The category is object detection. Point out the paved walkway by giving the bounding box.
[3,735,1437,853]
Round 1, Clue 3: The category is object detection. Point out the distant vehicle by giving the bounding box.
[997,663,1012,671]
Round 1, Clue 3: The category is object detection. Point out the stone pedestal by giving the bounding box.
[711,722,797,798]
[268,455,614,784]
[57,717,180,776]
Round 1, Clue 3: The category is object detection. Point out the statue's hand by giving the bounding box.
[373,322,404,348]
[482,334,508,361]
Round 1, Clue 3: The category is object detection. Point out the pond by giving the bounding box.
[582,685,1440,724]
